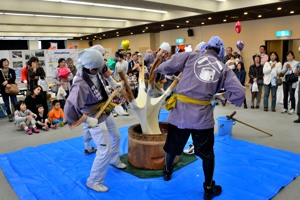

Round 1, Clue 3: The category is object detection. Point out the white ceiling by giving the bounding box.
[0,0,290,39]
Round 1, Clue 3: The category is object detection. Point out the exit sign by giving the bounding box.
[176,38,184,44]
[276,30,291,37]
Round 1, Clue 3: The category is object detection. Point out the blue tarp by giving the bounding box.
[1,110,300,200]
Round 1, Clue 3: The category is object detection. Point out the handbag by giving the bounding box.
[1,70,20,95]
[276,77,283,86]
[285,73,298,84]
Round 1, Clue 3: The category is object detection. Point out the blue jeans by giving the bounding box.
[264,84,277,109]
[53,118,63,124]
[1,93,17,115]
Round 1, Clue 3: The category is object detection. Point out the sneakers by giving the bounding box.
[163,165,173,181]
[244,104,248,109]
[32,127,40,133]
[281,108,288,114]
[183,144,194,155]
[122,111,129,116]
[113,163,127,169]
[50,124,58,129]
[271,108,276,112]
[294,118,300,123]
[203,181,222,200]
[8,115,13,122]
[26,129,32,135]
[59,122,65,127]
[86,182,109,192]
[42,126,49,131]
[264,107,268,111]
[84,147,97,155]
[288,109,295,115]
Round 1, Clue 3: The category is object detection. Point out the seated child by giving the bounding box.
[48,100,65,126]
[14,100,40,135]
[36,104,54,131]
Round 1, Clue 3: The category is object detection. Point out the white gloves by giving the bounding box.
[86,117,98,128]
[213,93,225,101]
[106,76,122,90]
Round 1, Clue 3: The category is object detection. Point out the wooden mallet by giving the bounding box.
[226,111,273,136]
[70,84,122,129]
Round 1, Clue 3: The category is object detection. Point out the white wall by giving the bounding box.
[69,14,300,74]
[28,40,39,50]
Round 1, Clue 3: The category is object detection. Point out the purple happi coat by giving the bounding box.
[64,72,110,126]
[155,51,245,129]
[143,52,156,70]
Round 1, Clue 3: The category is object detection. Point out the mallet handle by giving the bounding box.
[226,111,237,120]
[232,117,273,137]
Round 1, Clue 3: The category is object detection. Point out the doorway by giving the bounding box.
[266,39,300,63]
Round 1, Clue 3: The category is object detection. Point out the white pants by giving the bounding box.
[83,115,122,185]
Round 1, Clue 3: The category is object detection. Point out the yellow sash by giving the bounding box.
[165,94,211,110]
[89,101,117,115]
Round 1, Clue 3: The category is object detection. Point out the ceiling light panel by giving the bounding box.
[2,13,127,22]
[42,0,167,13]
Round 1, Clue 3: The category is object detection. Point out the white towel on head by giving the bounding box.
[194,41,206,52]
[90,45,105,55]
[159,42,171,53]
[76,48,104,75]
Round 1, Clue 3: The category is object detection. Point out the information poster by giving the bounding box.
[44,49,78,78]
[1,49,78,83]
[10,50,24,83]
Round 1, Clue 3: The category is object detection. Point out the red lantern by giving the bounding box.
[235,21,242,33]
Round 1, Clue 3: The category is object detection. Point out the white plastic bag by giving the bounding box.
[57,86,67,100]
[38,77,49,91]
[252,82,259,92]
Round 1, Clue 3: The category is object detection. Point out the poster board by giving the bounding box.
[10,50,24,83]
[0,49,79,84]
[8,50,46,83]
[44,49,79,79]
